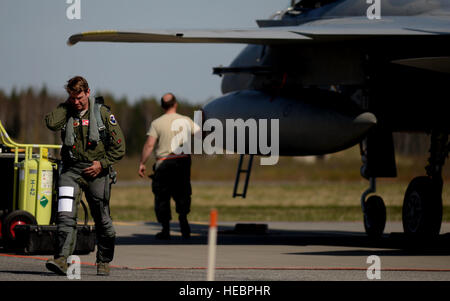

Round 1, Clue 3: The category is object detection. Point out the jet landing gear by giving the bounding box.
[359,130,396,239]
[402,131,447,237]
[360,130,447,239]
[361,178,387,238]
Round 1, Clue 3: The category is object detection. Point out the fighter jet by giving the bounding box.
[68,0,450,239]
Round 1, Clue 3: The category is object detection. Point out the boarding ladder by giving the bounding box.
[232,154,254,198]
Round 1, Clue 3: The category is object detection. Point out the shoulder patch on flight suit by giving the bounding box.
[109,114,117,125]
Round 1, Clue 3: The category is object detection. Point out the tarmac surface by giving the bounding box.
[0,221,450,281]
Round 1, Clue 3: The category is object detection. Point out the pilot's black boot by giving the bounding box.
[179,215,191,239]
[155,221,171,240]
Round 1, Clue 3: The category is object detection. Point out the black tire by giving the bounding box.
[1,210,37,243]
[364,195,387,238]
[402,176,443,237]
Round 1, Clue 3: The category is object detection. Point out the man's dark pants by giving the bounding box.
[151,156,192,226]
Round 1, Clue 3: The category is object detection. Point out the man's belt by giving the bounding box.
[157,154,190,161]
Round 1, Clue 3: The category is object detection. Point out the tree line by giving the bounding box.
[0,86,201,156]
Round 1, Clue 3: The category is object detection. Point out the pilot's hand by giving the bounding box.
[66,96,75,106]
[83,161,103,178]
[64,97,76,112]
[138,163,146,178]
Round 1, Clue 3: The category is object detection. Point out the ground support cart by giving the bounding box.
[0,120,95,255]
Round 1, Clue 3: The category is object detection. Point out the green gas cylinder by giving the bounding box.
[18,158,38,216]
[17,148,54,225]
[35,152,53,225]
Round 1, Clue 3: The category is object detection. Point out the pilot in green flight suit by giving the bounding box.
[44,76,125,276]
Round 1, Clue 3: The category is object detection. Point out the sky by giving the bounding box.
[0,0,290,104]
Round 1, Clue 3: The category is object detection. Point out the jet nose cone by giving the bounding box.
[353,112,377,128]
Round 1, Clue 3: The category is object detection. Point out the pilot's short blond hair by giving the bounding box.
[65,76,89,95]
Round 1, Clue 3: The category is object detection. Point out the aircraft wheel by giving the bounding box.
[1,210,37,243]
[402,176,443,237]
[363,195,386,238]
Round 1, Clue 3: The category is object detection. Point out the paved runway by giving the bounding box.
[0,221,449,281]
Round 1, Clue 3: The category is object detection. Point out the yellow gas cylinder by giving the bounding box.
[18,157,38,216]
[35,148,54,225]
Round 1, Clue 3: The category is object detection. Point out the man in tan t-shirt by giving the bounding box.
[138,93,195,239]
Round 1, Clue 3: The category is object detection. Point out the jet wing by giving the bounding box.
[68,15,450,46]
[282,16,450,37]
[67,16,449,73]
[67,29,311,46]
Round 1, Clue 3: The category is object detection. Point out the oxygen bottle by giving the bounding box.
[18,148,54,225]
[18,157,38,216]
[35,148,53,225]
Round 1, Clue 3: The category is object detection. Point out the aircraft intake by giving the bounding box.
[201,89,377,157]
